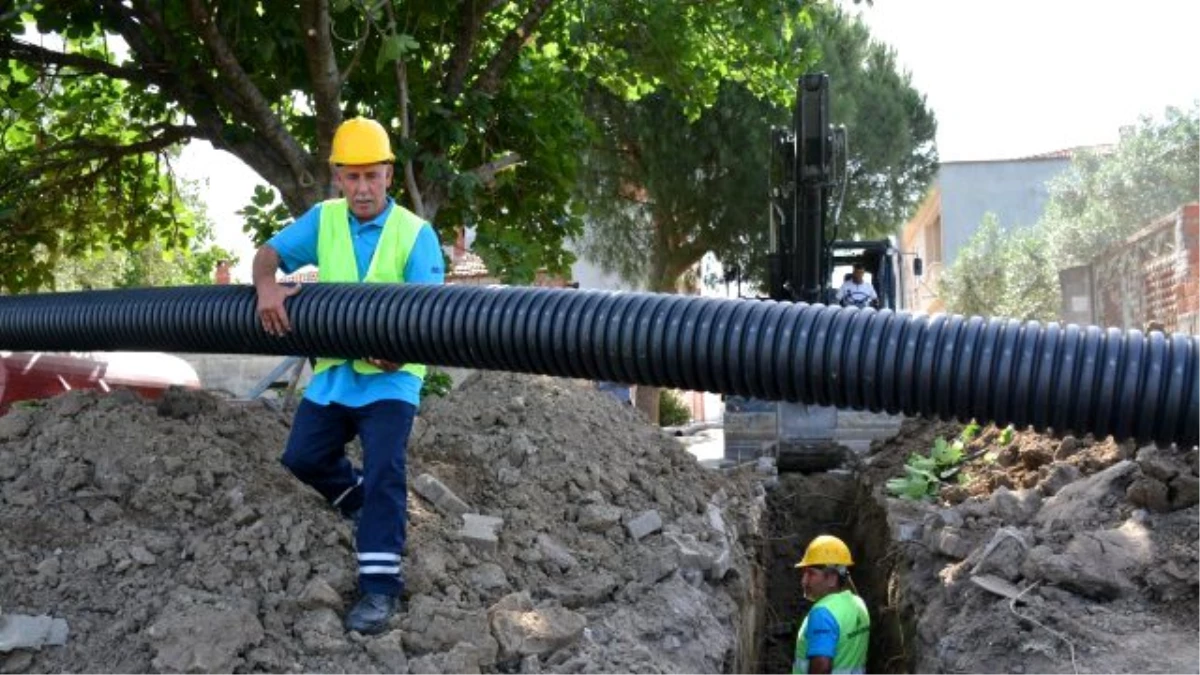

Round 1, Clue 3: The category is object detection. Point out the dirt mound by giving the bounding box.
[867,420,1200,674]
[0,373,764,673]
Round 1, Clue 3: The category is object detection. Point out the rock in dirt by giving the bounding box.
[145,593,264,673]
[490,606,587,658]
[1035,460,1138,529]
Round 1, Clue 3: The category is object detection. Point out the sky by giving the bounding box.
[180,0,1200,281]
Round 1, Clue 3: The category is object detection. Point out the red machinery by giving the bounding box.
[0,351,201,414]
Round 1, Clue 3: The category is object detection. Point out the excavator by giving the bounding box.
[724,73,918,470]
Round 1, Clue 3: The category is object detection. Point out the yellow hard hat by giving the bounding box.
[795,534,854,568]
[330,117,395,165]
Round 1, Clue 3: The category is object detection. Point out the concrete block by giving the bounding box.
[625,510,663,541]
[460,514,504,555]
[0,613,69,651]
[414,474,470,518]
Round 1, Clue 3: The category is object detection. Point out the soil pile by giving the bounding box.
[867,420,1200,674]
[0,373,764,673]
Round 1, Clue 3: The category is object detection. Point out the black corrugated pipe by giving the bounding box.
[0,284,1195,447]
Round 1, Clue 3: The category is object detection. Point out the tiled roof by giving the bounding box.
[1019,144,1116,160]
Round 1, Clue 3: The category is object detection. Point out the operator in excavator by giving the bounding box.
[836,264,879,309]
[792,535,871,674]
[252,117,445,635]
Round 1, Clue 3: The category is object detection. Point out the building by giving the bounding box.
[900,146,1111,312]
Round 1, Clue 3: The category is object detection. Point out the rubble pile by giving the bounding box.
[0,373,765,673]
[868,422,1200,674]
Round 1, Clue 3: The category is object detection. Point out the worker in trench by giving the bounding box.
[792,535,871,674]
[252,117,445,634]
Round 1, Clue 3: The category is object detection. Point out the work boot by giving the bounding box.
[344,593,399,635]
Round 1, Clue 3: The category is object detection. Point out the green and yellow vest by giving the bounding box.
[313,198,426,381]
[792,590,870,674]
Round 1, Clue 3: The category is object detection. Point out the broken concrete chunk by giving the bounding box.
[490,606,587,658]
[536,535,578,573]
[970,527,1030,581]
[365,630,408,673]
[925,527,976,560]
[0,613,69,651]
[488,591,534,615]
[415,474,471,518]
[625,510,663,541]
[990,487,1042,524]
[145,596,264,672]
[460,514,504,554]
[577,503,623,532]
[298,577,343,611]
[1169,473,1199,510]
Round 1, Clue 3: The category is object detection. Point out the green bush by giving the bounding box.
[659,389,691,427]
[421,370,453,399]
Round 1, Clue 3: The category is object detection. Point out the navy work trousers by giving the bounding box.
[281,398,415,597]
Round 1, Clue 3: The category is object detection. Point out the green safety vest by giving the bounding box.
[792,590,870,675]
[312,198,427,381]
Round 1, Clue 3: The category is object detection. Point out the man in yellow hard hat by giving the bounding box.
[252,117,444,635]
[792,534,871,674]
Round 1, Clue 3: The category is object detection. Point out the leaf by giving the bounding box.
[930,437,964,468]
[376,33,419,73]
[999,425,1015,446]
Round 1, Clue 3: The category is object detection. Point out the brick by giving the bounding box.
[460,513,503,554]
[414,474,470,518]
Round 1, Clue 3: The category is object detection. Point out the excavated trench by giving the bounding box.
[752,470,914,674]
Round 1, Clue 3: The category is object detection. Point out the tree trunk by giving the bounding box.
[634,385,661,426]
[632,235,688,424]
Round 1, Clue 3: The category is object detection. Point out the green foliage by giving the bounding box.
[1042,103,1200,268]
[886,426,975,501]
[658,390,691,427]
[239,186,294,248]
[941,104,1198,320]
[0,41,201,292]
[939,213,1060,320]
[420,369,453,399]
[576,5,937,293]
[46,180,236,290]
[998,424,1015,446]
[6,0,811,286]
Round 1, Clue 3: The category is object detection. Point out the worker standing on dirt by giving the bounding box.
[792,535,871,674]
[252,117,444,635]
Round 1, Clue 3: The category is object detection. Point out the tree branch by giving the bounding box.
[441,0,490,103]
[299,0,343,167]
[48,125,202,159]
[468,152,523,187]
[0,36,162,86]
[338,14,372,84]
[384,0,425,217]
[472,0,555,97]
[184,0,313,188]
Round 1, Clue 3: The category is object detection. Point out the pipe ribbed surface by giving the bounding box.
[0,284,1195,447]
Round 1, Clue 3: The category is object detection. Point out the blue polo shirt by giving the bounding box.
[267,197,445,408]
[803,606,839,659]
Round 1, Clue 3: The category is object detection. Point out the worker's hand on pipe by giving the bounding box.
[256,282,302,336]
[365,357,401,372]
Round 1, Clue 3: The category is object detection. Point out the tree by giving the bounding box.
[575,6,936,419]
[50,183,238,291]
[939,213,1058,321]
[941,103,1199,321]
[1041,103,1199,267]
[576,5,937,295]
[0,45,203,292]
[3,0,807,287]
